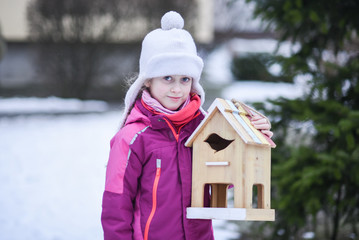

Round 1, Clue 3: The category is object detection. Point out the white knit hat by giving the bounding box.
[120,11,205,128]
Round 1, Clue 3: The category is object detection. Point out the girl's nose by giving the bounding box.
[171,83,181,93]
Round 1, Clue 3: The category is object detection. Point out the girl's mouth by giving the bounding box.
[168,96,181,101]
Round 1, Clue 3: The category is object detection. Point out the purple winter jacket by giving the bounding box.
[101,100,214,240]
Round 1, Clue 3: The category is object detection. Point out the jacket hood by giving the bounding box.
[124,104,151,127]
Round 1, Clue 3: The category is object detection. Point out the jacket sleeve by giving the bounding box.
[101,191,135,239]
[101,127,144,240]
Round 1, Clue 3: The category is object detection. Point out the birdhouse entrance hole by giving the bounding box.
[205,134,234,152]
[252,184,265,209]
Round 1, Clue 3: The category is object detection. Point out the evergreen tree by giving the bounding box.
[244,0,359,239]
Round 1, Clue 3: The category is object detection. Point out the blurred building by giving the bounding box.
[0,0,215,98]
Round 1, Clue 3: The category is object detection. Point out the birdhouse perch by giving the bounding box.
[186,98,276,221]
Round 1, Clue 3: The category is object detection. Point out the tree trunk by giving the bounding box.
[331,186,342,240]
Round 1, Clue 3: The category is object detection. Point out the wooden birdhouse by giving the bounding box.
[186,98,276,221]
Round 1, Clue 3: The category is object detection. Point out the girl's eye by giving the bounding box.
[182,77,192,83]
[163,76,172,81]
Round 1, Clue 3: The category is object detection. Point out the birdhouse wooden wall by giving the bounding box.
[186,98,275,221]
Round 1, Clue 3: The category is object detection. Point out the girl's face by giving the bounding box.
[145,75,192,110]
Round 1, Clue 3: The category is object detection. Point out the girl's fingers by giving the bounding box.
[250,115,274,138]
[251,118,267,125]
[253,122,271,130]
[250,115,263,121]
[261,130,274,138]
[251,116,270,130]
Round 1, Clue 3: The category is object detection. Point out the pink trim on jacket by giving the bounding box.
[105,106,150,194]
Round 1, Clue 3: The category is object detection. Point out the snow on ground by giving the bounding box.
[0,96,109,115]
[0,110,121,240]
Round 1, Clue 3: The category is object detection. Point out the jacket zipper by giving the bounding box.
[144,159,161,240]
[164,118,179,141]
[163,111,201,142]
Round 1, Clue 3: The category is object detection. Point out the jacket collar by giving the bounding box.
[134,99,169,130]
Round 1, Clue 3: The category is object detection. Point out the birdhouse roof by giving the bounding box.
[185,98,276,148]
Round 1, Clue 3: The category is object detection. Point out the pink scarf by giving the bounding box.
[141,90,201,128]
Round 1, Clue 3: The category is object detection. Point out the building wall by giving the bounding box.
[0,0,214,43]
[0,0,29,41]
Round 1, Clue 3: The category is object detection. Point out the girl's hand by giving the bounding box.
[250,115,274,138]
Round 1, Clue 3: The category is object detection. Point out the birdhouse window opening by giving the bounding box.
[252,184,264,209]
[227,186,234,208]
[204,133,234,153]
[208,183,232,208]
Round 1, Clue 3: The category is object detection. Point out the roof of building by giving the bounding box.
[185,98,276,148]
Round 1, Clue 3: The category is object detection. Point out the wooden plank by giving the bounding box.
[222,100,259,145]
[245,208,275,221]
[187,207,246,220]
[218,99,251,144]
[223,110,250,144]
[186,207,275,221]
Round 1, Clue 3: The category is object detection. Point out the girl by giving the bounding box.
[101,11,272,240]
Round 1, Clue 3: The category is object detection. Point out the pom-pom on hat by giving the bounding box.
[120,11,205,128]
[161,11,184,30]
